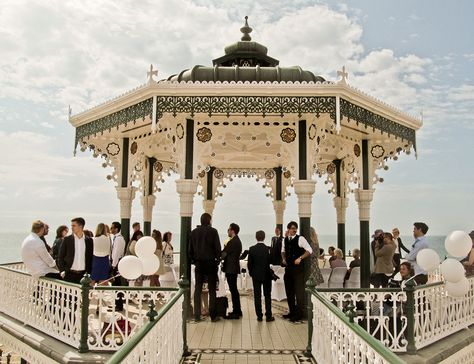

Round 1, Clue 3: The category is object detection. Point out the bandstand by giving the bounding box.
[69,17,421,288]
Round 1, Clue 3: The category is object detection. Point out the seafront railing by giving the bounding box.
[0,263,188,355]
[309,287,404,364]
[315,274,474,355]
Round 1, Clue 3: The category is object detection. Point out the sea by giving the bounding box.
[0,231,450,265]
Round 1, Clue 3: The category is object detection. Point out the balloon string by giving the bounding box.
[93,274,121,289]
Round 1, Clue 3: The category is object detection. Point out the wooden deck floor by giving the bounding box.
[186,294,312,364]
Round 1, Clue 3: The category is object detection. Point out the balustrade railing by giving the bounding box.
[319,288,408,352]
[0,263,185,354]
[107,289,185,364]
[310,288,404,364]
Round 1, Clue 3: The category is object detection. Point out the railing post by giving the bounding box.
[147,300,158,321]
[79,274,92,353]
[405,279,417,354]
[179,276,190,357]
[305,277,316,357]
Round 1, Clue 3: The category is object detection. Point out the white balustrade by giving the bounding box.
[414,278,474,349]
[88,287,177,351]
[116,294,184,364]
[320,290,408,352]
[0,266,82,348]
[311,292,403,364]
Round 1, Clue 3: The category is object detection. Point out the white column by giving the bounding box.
[293,180,316,218]
[202,199,216,216]
[354,189,374,221]
[116,186,137,219]
[272,200,286,226]
[333,196,349,224]
[141,194,156,222]
[176,179,199,217]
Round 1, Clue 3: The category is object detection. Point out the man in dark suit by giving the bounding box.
[222,222,243,319]
[248,230,274,322]
[189,213,222,322]
[270,226,283,266]
[58,217,93,284]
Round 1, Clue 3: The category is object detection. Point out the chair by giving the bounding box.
[319,268,332,288]
[328,267,348,288]
[345,267,361,289]
[271,266,286,301]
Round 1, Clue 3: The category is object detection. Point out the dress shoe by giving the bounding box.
[257,317,263,322]
[224,313,240,320]
[211,317,221,322]
[194,317,202,322]
[282,313,293,319]
[229,311,243,317]
[266,316,275,322]
[290,316,302,323]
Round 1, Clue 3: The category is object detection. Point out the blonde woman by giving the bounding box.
[309,227,324,285]
[91,223,111,284]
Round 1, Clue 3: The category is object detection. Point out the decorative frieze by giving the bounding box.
[293,180,316,218]
[354,189,374,221]
[176,179,198,217]
[116,186,137,219]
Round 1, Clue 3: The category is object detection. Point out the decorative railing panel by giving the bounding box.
[311,291,403,364]
[109,293,184,364]
[414,279,474,349]
[88,287,177,351]
[319,289,408,352]
[0,267,82,348]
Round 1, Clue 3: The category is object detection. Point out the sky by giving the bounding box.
[0,0,473,239]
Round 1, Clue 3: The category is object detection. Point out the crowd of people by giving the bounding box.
[19,215,474,322]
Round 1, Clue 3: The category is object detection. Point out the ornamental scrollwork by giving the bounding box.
[213,169,224,179]
[354,144,361,157]
[371,145,385,158]
[327,162,336,175]
[283,170,291,179]
[176,123,184,139]
[106,142,120,156]
[308,124,317,140]
[264,169,275,179]
[130,141,138,155]
[280,128,296,143]
[197,127,212,143]
[153,161,163,173]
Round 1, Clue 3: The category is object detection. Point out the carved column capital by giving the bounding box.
[115,186,137,219]
[176,179,198,217]
[140,194,156,222]
[272,200,286,225]
[203,199,216,216]
[333,196,349,224]
[293,180,316,218]
[354,189,374,221]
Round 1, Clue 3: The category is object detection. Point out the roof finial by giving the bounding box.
[240,16,252,41]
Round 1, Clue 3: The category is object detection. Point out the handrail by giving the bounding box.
[106,287,186,364]
[310,288,405,364]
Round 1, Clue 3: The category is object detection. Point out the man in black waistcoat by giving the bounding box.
[281,221,313,322]
[189,213,222,322]
[248,230,274,322]
[270,226,283,266]
[222,222,243,319]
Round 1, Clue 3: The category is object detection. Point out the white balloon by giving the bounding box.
[445,231,472,258]
[416,248,440,272]
[440,258,465,283]
[140,255,160,275]
[135,236,156,258]
[118,256,143,280]
[446,277,470,297]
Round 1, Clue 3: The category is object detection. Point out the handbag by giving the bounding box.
[162,242,174,265]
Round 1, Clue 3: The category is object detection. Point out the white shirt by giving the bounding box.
[281,235,313,254]
[21,233,57,278]
[93,235,111,257]
[70,233,86,271]
[111,233,126,268]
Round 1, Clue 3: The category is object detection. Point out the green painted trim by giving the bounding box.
[305,279,316,357]
[310,289,405,364]
[147,157,156,196]
[317,287,403,293]
[206,166,215,200]
[121,138,129,188]
[143,221,151,236]
[106,288,186,364]
[334,159,342,197]
[79,274,92,353]
[75,96,417,151]
[298,120,307,180]
[185,119,194,179]
[274,166,282,200]
[404,280,417,354]
[360,220,370,288]
[179,217,192,280]
[337,223,346,256]
[362,140,369,190]
[121,218,131,245]
[94,286,179,292]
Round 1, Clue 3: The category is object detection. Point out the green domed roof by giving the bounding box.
[167,17,325,83]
